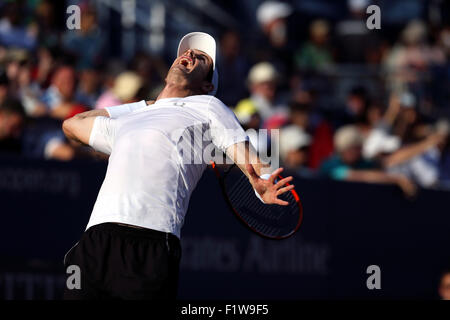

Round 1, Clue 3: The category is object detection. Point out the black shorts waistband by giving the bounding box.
[87,223,179,242]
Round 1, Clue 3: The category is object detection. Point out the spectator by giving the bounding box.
[216,30,249,107]
[41,66,76,110]
[391,91,431,143]
[21,116,75,161]
[0,98,83,161]
[40,65,88,119]
[0,2,37,50]
[320,125,417,197]
[363,121,447,188]
[75,67,101,107]
[384,20,446,95]
[281,100,336,170]
[321,125,376,176]
[0,98,25,154]
[385,132,447,188]
[33,45,58,90]
[362,92,449,188]
[15,57,48,117]
[335,0,381,64]
[95,71,143,109]
[255,1,296,75]
[3,48,29,94]
[256,1,292,49]
[33,0,60,48]
[234,62,286,129]
[295,20,334,73]
[62,4,104,69]
[279,124,313,176]
[332,85,370,128]
[439,270,450,300]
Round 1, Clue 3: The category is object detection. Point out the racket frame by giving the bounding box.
[211,162,303,240]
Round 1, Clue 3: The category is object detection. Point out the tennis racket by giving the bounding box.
[212,163,303,239]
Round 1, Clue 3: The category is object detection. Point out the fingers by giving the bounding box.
[274,198,289,206]
[269,167,284,183]
[275,176,293,188]
[276,184,294,196]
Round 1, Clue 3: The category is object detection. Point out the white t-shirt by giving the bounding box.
[87,95,248,238]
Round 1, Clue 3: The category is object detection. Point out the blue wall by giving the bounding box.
[0,158,449,299]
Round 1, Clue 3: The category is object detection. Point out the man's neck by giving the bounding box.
[156,82,197,100]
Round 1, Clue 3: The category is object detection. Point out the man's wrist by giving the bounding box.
[254,174,271,203]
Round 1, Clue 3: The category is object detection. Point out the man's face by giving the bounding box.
[166,49,214,94]
[439,273,450,300]
[285,148,309,169]
[0,112,23,140]
[346,94,365,116]
[341,145,362,165]
[251,81,277,102]
[53,67,76,100]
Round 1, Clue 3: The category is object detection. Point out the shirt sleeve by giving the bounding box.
[207,97,249,152]
[88,116,117,155]
[105,100,147,118]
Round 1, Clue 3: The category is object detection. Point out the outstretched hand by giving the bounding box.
[246,164,294,206]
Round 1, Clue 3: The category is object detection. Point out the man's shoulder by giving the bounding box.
[183,95,225,107]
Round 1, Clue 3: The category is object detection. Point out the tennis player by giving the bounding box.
[62,32,294,299]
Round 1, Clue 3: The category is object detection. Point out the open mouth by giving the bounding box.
[179,56,193,68]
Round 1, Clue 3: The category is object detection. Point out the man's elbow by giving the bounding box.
[62,118,72,138]
[62,116,78,141]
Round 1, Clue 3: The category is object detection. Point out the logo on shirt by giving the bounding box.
[174,102,186,107]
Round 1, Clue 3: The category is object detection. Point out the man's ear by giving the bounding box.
[201,81,214,94]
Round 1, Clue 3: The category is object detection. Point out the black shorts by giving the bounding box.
[63,222,181,300]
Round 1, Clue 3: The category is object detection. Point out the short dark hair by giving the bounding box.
[289,101,311,114]
[0,98,26,118]
[205,64,214,83]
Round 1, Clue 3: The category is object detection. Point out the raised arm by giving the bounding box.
[63,100,153,145]
[382,133,446,168]
[225,141,295,205]
[62,109,109,145]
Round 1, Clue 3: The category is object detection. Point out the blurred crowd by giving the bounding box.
[0,0,449,193]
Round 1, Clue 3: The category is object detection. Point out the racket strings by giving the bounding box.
[228,174,278,220]
[225,171,299,237]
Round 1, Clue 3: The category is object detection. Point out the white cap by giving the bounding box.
[257,1,293,26]
[247,62,279,85]
[334,125,363,153]
[363,128,401,159]
[177,32,219,96]
[279,125,311,161]
[113,71,142,102]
